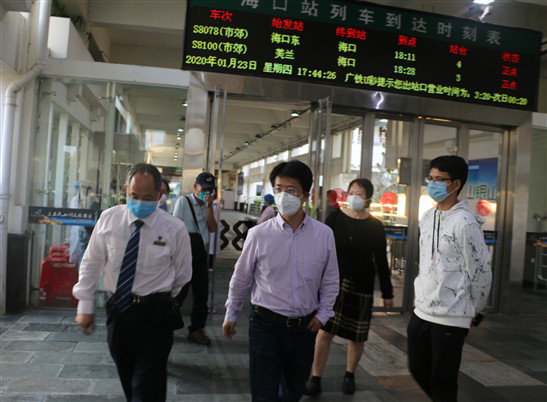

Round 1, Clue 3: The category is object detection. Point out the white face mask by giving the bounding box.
[274,192,303,216]
[158,194,167,206]
[347,195,371,211]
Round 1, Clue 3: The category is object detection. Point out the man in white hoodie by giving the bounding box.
[407,155,492,402]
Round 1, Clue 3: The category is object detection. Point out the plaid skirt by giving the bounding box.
[322,278,373,342]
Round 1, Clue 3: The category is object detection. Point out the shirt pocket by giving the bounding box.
[141,243,172,271]
[106,243,126,270]
[301,255,325,289]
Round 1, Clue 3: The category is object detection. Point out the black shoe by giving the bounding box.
[342,375,355,395]
[304,378,321,396]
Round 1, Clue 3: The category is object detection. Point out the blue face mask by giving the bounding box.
[127,198,157,218]
[198,191,211,202]
[427,181,454,203]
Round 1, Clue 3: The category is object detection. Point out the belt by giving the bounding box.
[109,292,173,305]
[253,305,316,328]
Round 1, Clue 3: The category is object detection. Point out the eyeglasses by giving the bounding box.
[425,176,453,184]
[273,187,300,197]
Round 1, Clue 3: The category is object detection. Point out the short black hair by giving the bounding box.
[430,155,468,195]
[347,178,374,199]
[126,163,162,192]
[161,178,170,194]
[269,160,313,193]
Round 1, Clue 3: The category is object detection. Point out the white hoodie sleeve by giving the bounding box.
[460,221,492,314]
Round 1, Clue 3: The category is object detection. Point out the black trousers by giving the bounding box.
[407,313,469,402]
[176,233,209,333]
[106,298,174,402]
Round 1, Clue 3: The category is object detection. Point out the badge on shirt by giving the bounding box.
[153,236,166,246]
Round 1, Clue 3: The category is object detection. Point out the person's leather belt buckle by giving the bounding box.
[285,317,303,328]
[132,295,146,304]
[131,292,171,305]
[255,305,313,328]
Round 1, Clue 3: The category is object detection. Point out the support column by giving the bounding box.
[101,83,116,209]
[181,73,210,193]
[403,117,425,310]
[68,122,81,199]
[360,112,375,180]
[500,121,531,315]
[52,112,69,245]
[54,112,69,207]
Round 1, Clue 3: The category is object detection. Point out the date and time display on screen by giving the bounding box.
[183,0,541,111]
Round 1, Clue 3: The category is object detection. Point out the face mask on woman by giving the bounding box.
[127,198,158,218]
[347,195,371,211]
[158,194,167,206]
[274,192,302,216]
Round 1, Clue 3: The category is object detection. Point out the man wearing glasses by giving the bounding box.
[223,160,339,401]
[407,155,492,401]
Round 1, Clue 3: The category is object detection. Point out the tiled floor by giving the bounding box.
[1,210,546,401]
[2,253,546,401]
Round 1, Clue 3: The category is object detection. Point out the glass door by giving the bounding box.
[295,104,508,312]
[467,127,505,308]
[421,123,459,218]
[323,109,416,311]
[417,122,503,310]
[370,116,415,310]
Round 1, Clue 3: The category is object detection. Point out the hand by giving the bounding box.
[383,298,394,312]
[222,321,237,340]
[307,316,323,332]
[471,313,484,327]
[205,194,214,209]
[75,313,96,335]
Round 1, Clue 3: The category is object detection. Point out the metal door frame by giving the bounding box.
[322,107,510,312]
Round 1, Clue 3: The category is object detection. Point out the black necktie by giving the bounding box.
[114,220,144,312]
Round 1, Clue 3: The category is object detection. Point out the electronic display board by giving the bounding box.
[182,0,541,111]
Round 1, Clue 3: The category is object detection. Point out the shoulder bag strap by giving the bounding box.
[185,195,201,232]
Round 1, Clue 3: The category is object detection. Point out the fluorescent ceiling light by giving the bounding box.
[473,0,494,4]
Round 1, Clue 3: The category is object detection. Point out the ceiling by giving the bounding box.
[52,0,546,172]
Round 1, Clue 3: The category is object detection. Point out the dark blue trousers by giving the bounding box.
[106,298,174,401]
[248,306,317,402]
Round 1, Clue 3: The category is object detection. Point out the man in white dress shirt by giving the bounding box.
[73,163,192,401]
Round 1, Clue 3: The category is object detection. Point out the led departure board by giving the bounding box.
[182,0,541,111]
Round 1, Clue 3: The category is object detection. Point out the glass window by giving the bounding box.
[525,128,547,293]
[278,150,289,161]
[28,77,188,307]
[468,128,504,308]
[267,155,278,164]
[331,134,341,158]
[291,143,309,157]
[350,127,362,171]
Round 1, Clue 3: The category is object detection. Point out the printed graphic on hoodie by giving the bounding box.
[414,199,492,329]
